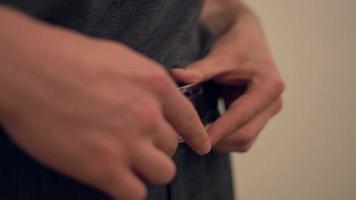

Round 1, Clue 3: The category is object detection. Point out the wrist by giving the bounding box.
[0,6,53,119]
[201,1,256,36]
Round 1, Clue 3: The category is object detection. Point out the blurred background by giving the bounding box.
[231,0,356,200]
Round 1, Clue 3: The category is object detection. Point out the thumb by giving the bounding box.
[170,58,229,84]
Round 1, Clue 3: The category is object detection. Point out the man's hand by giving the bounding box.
[0,7,210,200]
[170,1,284,152]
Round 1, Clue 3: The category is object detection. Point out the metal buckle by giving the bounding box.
[178,83,203,99]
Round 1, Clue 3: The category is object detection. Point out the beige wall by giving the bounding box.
[231,0,356,200]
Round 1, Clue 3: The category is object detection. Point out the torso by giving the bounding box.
[2,0,212,68]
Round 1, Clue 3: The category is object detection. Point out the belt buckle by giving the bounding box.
[178,83,203,99]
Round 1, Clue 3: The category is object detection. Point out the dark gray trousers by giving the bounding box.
[0,128,235,200]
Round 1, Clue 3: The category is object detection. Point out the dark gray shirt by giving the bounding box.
[0,0,213,69]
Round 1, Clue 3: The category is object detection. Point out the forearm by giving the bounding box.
[0,6,54,55]
[201,0,262,37]
[0,7,49,115]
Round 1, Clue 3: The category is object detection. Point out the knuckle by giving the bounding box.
[236,109,254,125]
[229,129,256,146]
[238,134,255,147]
[270,77,285,96]
[234,132,257,153]
[155,131,179,156]
[274,98,283,114]
[258,72,285,100]
[86,141,130,190]
[150,164,176,186]
[131,102,161,129]
[240,113,251,125]
[146,70,172,94]
[147,156,176,185]
[92,160,119,190]
[142,113,161,131]
[228,137,254,153]
[124,186,147,200]
[159,161,177,184]
[111,178,147,200]
[237,144,252,153]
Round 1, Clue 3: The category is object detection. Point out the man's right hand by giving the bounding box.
[0,7,211,200]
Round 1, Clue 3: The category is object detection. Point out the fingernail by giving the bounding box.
[170,68,185,72]
[204,123,212,130]
[198,138,212,155]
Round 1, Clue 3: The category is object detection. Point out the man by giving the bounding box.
[0,0,284,200]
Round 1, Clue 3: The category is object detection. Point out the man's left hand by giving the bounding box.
[170,8,285,152]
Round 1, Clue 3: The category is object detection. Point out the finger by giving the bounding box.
[215,97,283,152]
[205,123,213,130]
[103,166,147,200]
[129,140,176,186]
[169,58,231,84]
[208,82,283,145]
[152,118,179,156]
[161,86,211,155]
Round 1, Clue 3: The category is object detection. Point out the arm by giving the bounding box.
[201,0,270,57]
[0,6,210,200]
[201,0,257,36]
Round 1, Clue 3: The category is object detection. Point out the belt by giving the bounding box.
[177,81,221,142]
